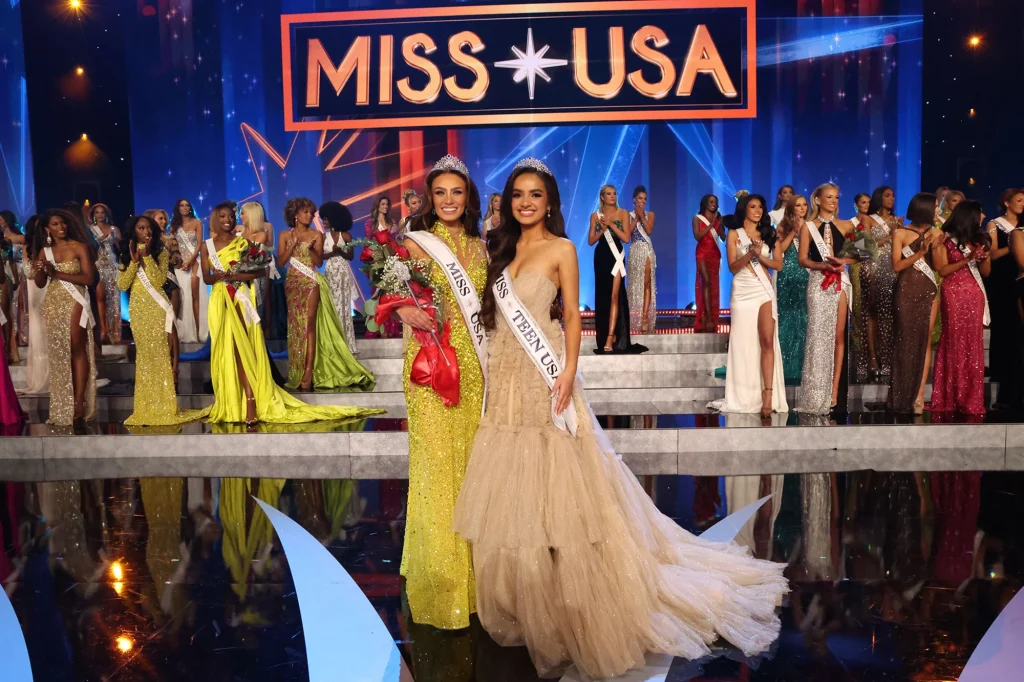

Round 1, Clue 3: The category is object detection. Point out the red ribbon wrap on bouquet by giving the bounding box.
[821,270,843,292]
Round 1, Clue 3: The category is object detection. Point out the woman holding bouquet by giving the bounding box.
[454,159,787,679]
[202,201,382,427]
[392,155,488,630]
[365,194,401,338]
[278,197,372,391]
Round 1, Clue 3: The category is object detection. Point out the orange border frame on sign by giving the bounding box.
[281,0,756,131]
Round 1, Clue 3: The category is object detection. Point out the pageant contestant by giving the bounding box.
[278,197,373,391]
[775,194,810,381]
[709,193,787,416]
[171,198,209,344]
[627,185,657,333]
[693,194,725,333]
[861,187,900,380]
[483,192,502,233]
[319,201,360,353]
[797,183,857,415]
[768,184,795,226]
[88,203,121,344]
[936,190,964,225]
[239,201,279,325]
[985,188,1024,409]
[19,216,48,395]
[0,240,23,423]
[117,215,208,426]
[365,194,401,338]
[33,209,97,425]
[931,201,991,415]
[393,155,488,630]
[454,159,787,680]
[201,201,381,427]
[400,189,422,233]
[144,209,181,379]
[0,211,20,362]
[589,185,641,353]
[888,193,944,414]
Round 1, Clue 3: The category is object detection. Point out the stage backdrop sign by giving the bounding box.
[282,0,755,131]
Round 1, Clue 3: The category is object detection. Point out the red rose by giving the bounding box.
[408,280,424,297]
[360,248,374,263]
[394,244,410,259]
[373,230,390,245]
[248,246,260,257]
[226,284,236,299]
[229,260,237,267]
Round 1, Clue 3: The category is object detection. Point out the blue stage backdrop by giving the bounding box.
[0,1,34,223]
[123,0,922,311]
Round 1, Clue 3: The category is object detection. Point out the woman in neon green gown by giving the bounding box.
[200,201,383,426]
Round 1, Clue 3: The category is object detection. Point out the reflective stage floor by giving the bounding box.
[2,472,1021,681]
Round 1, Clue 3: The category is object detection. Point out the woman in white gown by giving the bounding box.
[19,215,48,394]
[709,193,788,416]
[171,198,209,343]
[454,159,788,680]
[319,201,359,353]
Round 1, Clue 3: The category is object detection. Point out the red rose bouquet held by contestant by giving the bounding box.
[352,233,460,405]
[222,242,273,299]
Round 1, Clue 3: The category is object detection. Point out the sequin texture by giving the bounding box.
[931,239,986,414]
[43,257,96,425]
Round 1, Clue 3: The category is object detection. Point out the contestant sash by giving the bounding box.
[993,217,1017,235]
[768,207,784,227]
[43,247,94,329]
[735,229,778,319]
[206,238,260,324]
[807,220,851,289]
[0,305,5,326]
[599,213,627,277]
[628,211,654,249]
[901,244,937,288]
[288,257,318,282]
[493,267,578,436]
[176,229,196,264]
[404,231,488,382]
[950,237,991,325]
[136,260,176,333]
[871,214,893,235]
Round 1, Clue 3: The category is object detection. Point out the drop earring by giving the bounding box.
[46,232,52,246]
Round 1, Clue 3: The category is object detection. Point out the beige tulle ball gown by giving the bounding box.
[453,271,789,679]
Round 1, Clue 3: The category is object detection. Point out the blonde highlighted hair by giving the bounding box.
[597,184,617,212]
[143,209,170,232]
[808,183,840,221]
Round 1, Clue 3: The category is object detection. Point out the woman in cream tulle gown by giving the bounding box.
[454,160,788,680]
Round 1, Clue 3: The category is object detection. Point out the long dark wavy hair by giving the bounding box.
[867,186,894,216]
[772,185,795,211]
[170,198,197,231]
[0,210,22,237]
[410,168,481,237]
[22,215,40,260]
[728,193,776,248]
[941,200,990,250]
[479,167,566,331]
[119,215,164,269]
[34,208,96,258]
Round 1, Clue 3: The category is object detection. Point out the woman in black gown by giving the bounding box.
[984,187,1024,409]
[588,184,647,354]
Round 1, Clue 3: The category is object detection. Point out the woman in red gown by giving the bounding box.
[931,200,991,416]
[693,194,725,333]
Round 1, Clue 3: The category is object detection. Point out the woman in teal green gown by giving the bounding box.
[775,195,809,381]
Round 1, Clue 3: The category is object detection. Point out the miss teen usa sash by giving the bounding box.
[135,259,176,333]
[43,247,95,328]
[950,237,991,325]
[598,213,627,277]
[404,231,488,383]
[493,267,578,436]
[206,238,260,324]
[807,220,852,289]
[735,229,778,320]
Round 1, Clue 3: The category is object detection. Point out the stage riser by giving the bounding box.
[1,423,1020,481]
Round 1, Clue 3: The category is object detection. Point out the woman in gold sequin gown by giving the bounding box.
[394,158,487,630]
[117,215,209,426]
[33,209,97,425]
[278,198,373,391]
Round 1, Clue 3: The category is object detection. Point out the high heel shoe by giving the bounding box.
[245,396,259,429]
[603,333,616,353]
[760,388,773,418]
[912,397,925,415]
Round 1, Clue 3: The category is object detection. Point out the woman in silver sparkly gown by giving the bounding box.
[859,187,901,380]
[319,201,359,353]
[88,203,121,344]
[627,185,657,332]
[797,183,857,415]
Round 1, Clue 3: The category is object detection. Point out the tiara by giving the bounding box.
[514,157,552,176]
[433,154,469,176]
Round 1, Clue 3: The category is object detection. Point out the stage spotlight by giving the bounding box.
[968,35,981,48]
[81,133,88,141]
[969,108,976,117]
[75,66,84,76]
[69,0,83,8]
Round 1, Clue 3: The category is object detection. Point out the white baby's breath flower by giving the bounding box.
[391,260,411,282]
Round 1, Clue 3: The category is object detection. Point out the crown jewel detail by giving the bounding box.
[433,154,469,176]
[514,157,552,176]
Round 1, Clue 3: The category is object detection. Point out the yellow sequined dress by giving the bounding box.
[118,251,210,426]
[400,223,487,630]
[206,236,384,424]
[43,257,96,425]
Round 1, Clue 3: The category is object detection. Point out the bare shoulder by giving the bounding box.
[553,237,577,258]
[404,236,427,260]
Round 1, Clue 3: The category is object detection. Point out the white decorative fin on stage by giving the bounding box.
[0,579,32,681]
[957,587,1024,681]
[701,494,775,543]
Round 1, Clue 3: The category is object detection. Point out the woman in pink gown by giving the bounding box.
[931,200,991,416]
[693,194,725,333]
[363,194,401,338]
[0,314,24,424]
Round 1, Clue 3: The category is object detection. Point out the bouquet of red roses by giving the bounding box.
[228,242,274,274]
[352,232,460,406]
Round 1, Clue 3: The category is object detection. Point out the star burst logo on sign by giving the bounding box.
[283,0,755,131]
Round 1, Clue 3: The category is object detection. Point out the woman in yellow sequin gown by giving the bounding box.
[32,209,97,425]
[395,159,487,630]
[117,215,209,426]
[201,202,383,426]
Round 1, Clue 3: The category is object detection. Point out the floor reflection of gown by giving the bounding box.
[694,215,721,333]
[930,472,980,586]
[776,237,808,381]
[219,477,285,600]
[887,234,938,413]
[454,272,788,680]
[594,221,647,353]
[725,474,784,557]
[931,240,986,414]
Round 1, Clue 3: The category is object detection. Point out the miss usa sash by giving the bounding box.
[206,238,260,324]
[901,240,937,288]
[404,231,488,382]
[134,259,176,333]
[806,220,852,289]
[44,247,94,329]
[950,237,991,325]
[598,213,627,277]
[735,229,778,320]
[493,267,578,436]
